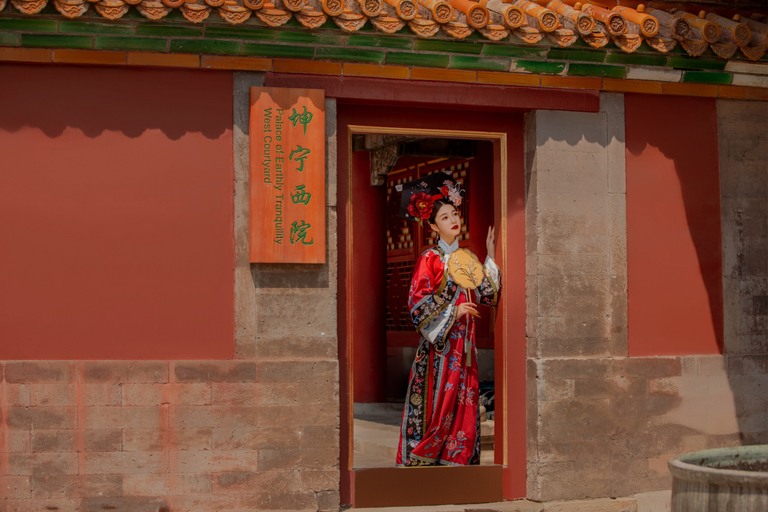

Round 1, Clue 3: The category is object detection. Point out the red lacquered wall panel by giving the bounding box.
[0,64,234,360]
[625,94,723,356]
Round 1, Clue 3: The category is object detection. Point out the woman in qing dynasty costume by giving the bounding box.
[396,175,501,467]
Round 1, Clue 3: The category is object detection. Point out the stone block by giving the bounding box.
[539,398,611,426]
[79,452,169,475]
[534,111,608,153]
[256,360,337,384]
[212,383,298,406]
[29,384,77,407]
[538,337,611,358]
[6,430,31,452]
[31,474,78,499]
[326,98,338,209]
[212,470,301,494]
[535,149,608,175]
[538,275,610,319]
[5,406,78,430]
[122,428,211,452]
[168,383,213,405]
[299,469,339,492]
[300,425,339,450]
[539,233,609,256]
[121,384,164,406]
[83,430,123,452]
[257,447,337,471]
[538,170,609,198]
[255,336,338,360]
[31,430,76,452]
[317,490,341,512]
[121,474,169,496]
[3,383,31,406]
[83,362,168,384]
[2,476,32,499]
[234,177,250,270]
[611,357,681,378]
[178,473,213,495]
[255,289,337,337]
[298,378,338,404]
[173,362,258,383]
[79,497,171,512]
[7,453,78,476]
[537,210,608,238]
[4,362,76,383]
[175,450,260,473]
[608,194,627,274]
[82,406,163,430]
[235,267,257,337]
[609,275,628,357]
[235,334,257,360]
[211,427,301,451]
[573,374,645,399]
[172,405,260,430]
[84,383,122,406]
[536,377,575,402]
[539,315,610,339]
[537,254,609,276]
[540,358,612,380]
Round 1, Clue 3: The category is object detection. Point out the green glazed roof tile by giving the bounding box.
[95,36,167,52]
[414,39,483,55]
[315,46,385,63]
[567,62,626,78]
[682,71,733,85]
[60,21,135,35]
[0,32,19,46]
[385,51,450,67]
[510,59,565,74]
[170,38,240,54]
[0,18,58,32]
[277,30,347,45]
[137,24,203,37]
[449,55,509,72]
[21,33,91,49]
[347,34,412,50]
[547,48,606,63]
[606,51,667,67]
[667,56,727,71]
[205,26,275,41]
[482,44,547,59]
[241,43,314,59]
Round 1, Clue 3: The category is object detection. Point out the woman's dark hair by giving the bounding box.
[429,199,454,225]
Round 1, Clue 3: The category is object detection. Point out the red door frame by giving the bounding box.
[337,104,526,505]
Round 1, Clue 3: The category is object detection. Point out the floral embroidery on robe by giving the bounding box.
[396,243,501,467]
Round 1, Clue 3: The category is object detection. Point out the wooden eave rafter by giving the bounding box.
[1,0,767,60]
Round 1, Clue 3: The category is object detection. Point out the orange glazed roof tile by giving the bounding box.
[1,0,767,59]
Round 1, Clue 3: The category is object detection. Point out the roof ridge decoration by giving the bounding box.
[2,0,767,60]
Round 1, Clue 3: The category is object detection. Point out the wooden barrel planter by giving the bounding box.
[669,445,768,512]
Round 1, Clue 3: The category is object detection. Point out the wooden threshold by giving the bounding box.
[353,465,504,508]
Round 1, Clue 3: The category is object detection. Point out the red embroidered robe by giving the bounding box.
[396,245,501,466]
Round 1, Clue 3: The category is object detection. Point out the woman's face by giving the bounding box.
[430,203,461,242]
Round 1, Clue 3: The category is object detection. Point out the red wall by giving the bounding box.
[0,64,234,359]
[625,94,723,356]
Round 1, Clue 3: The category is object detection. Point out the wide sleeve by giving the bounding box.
[474,256,501,306]
[408,251,458,347]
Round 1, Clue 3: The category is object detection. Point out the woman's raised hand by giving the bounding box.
[456,301,480,319]
[486,226,496,259]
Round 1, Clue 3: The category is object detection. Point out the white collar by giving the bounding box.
[438,237,459,257]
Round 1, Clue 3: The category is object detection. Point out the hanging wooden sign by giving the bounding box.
[249,87,326,263]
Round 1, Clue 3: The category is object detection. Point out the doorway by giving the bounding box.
[337,104,527,507]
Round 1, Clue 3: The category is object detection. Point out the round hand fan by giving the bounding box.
[446,249,484,290]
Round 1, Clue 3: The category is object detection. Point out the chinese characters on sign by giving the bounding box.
[249,87,326,263]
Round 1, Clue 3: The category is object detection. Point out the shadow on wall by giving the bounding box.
[0,63,232,141]
[624,94,724,356]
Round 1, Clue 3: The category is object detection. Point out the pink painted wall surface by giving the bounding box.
[0,64,234,359]
[625,94,724,356]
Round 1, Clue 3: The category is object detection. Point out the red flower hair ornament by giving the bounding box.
[407,192,435,220]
